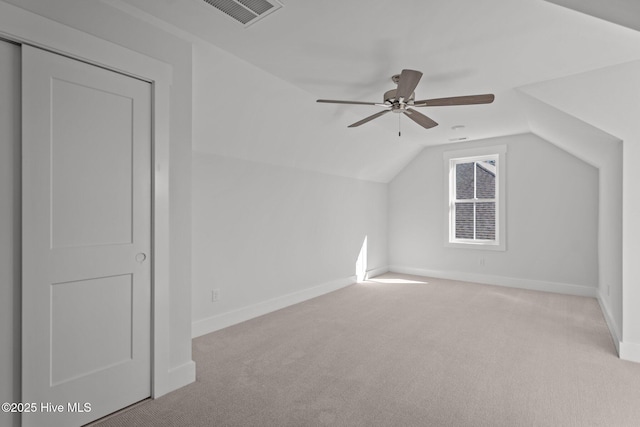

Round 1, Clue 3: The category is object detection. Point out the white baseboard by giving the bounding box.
[388,265,598,298]
[167,360,196,393]
[620,341,640,363]
[153,360,196,398]
[597,291,621,356]
[365,266,389,280]
[192,275,356,338]
[594,293,640,364]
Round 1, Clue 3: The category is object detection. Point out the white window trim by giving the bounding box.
[443,145,507,251]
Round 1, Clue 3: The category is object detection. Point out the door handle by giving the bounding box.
[135,253,147,263]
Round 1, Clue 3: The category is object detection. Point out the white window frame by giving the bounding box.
[443,145,507,251]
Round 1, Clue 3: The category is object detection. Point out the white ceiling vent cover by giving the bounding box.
[202,0,283,27]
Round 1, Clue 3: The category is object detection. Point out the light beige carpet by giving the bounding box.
[93,273,640,426]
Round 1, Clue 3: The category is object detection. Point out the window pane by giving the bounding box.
[475,202,495,240]
[455,162,474,199]
[455,203,474,239]
[476,161,495,199]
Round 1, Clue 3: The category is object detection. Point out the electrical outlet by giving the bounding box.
[212,289,220,302]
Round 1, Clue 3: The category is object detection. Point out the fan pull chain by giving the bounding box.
[398,113,401,137]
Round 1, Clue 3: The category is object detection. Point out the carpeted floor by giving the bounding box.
[92,273,640,426]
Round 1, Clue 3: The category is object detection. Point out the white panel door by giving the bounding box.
[22,45,151,427]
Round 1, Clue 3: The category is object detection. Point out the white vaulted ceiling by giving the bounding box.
[111,0,640,94]
[8,0,640,181]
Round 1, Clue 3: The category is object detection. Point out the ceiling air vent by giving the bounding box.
[202,0,283,27]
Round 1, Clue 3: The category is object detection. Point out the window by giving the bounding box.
[444,146,506,250]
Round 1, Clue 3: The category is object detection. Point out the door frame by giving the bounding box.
[0,2,175,398]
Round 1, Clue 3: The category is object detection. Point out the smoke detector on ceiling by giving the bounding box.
[202,0,283,27]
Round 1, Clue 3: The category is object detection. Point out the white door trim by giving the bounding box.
[0,1,178,398]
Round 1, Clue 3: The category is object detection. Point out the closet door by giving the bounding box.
[22,45,152,427]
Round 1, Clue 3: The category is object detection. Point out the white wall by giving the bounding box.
[189,39,389,336]
[520,93,622,344]
[192,153,388,336]
[0,39,20,427]
[518,60,640,360]
[389,133,599,294]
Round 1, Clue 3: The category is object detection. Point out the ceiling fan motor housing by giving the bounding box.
[384,89,415,110]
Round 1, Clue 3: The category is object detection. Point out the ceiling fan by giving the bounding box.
[317,69,494,130]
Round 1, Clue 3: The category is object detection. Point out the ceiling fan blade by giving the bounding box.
[317,99,379,106]
[403,108,438,129]
[413,94,495,107]
[396,69,423,101]
[348,110,391,128]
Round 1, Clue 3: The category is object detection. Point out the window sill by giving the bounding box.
[445,240,506,251]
